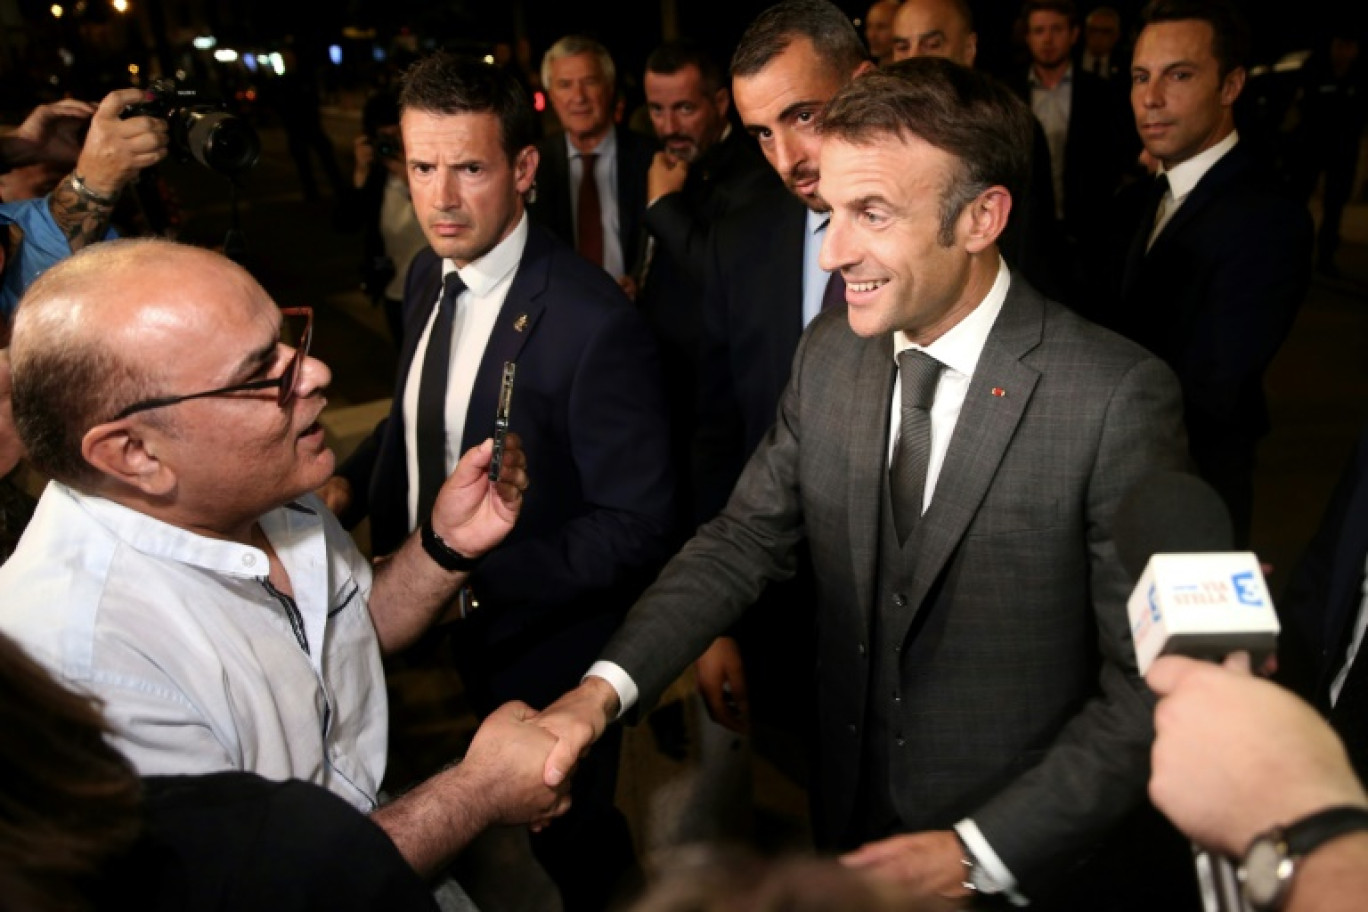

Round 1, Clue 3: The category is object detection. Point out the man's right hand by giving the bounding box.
[647,150,688,206]
[464,700,573,830]
[533,676,621,788]
[695,635,750,733]
[75,88,169,198]
[316,475,352,517]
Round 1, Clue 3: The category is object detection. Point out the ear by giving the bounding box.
[960,186,1012,254]
[965,33,979,68]
[1219,66,1246,106]
[82,420,177,497]
[514,145,539,195]
[852,59,877,80]
[1069,24,1081,47]
[713,87,731,120]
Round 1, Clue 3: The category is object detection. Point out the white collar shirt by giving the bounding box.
[566,128,624,278]
[802,208,836,329]
[0,482,387,812]
[403,212,528,530]
[888,257,1011,513]
[1029,65,1074,220]
[1150,130,1238,248]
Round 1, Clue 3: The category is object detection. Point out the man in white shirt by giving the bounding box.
[534,58,1189,908]
[0,237,563,881]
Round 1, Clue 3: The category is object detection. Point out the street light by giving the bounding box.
[112,0,129,12]
[50,4,63,17]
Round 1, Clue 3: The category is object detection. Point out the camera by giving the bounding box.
[122,78,261,177]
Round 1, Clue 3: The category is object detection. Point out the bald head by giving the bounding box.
[10,240,259,488]
[865,0,900,64]
[892,0,978,66]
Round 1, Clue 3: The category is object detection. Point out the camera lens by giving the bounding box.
[183,110,261,177]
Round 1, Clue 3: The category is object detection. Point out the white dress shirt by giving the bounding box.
[1029,66,1074,221]
[1331,550,1368,706]
[403,212,529,530]
[1149,130,1239,249]
[0,483,388,812]
[566,128,625,278]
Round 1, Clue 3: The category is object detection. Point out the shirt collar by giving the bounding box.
[60,482,317,580]
[1028,63,1074,89]
[893,256,1010,380]
[442,210,529,297]
[808,207,830,236]
[564,126,615,159]
[1159,130,1238,201]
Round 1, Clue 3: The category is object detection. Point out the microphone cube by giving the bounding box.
[1128,552,1280,674]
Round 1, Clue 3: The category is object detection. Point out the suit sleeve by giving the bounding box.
[600,320,816,716]
[970,353,1189,895]
[470,305,677,610]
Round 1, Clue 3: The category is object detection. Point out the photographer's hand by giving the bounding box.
[50,88,169,251]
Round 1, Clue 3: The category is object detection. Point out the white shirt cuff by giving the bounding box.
[584,661,637,720]
[955,818,1030,906]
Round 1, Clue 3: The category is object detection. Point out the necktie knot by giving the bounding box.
[898,349,942,411]
[440,272,466,309]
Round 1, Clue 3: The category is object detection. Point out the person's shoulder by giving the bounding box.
[523,224,634,314]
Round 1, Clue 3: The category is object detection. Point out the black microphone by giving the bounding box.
[1115,471,1279,912]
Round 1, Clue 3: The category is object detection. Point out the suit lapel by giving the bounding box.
[846,331,897,635]
[891,279,1044,645]
[1321,466,1368,691]
[1148,143,1249,258]
[459,226,550,453]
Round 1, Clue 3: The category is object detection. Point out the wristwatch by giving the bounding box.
[1239,805,1368,911]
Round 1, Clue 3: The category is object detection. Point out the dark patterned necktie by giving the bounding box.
[577,152,603,266]
[890,350,942,545]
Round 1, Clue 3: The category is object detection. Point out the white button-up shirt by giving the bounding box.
[0,483,389,812]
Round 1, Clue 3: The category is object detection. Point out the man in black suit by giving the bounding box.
[327,53,674,911]
[1280,421,1368,784]
[528,35,654,299]
[1012,0,1134,303]
[1102,0,1313,545]
[637,40,780,536]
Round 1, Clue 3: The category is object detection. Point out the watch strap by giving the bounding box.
[1284,805,1368,858]
[420,519,483,573]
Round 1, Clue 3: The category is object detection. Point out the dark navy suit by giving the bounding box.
[339,221,675,910]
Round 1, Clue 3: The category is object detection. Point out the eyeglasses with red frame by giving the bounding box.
[108,307,314,422]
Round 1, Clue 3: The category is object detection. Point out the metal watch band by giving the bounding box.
[68,172,120,206]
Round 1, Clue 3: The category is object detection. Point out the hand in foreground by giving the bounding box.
[533,677,621,788]
[647,150,688,204]
[464,700,572,831]
[429,432,527,560]
[840,830,974,910]
[75,88,170,197]
[13,98,96,167]
[695,635,750,733]
[1148,653,1367,856]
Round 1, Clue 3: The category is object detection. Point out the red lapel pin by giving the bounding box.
[991,387,1006,397]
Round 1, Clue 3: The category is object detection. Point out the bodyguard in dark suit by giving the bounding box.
[1101,0,1313,545]
[328,54,674,911]
[528,35,654,296]
[636,40,780,535]
[535,60,1189,908]
[1279,421,1368,784]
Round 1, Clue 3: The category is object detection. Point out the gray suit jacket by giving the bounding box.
[600,273,1188,895]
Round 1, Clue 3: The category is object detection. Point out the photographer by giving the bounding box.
[1,88,169,321]
[339,88,426,345]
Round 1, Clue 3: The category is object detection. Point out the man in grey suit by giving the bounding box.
[536,59,1188,907]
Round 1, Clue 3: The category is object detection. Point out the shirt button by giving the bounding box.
[857,643,867,656]
[896,736,906,747]
[242,553,256,567]
[892,691,901,703]
[893,593,908,608]
[847,723,858,735]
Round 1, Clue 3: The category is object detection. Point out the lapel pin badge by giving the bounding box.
[513,314,528,332]
[991,387,1007,398]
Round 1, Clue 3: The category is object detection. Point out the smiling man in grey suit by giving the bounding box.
[536,58,1188,908]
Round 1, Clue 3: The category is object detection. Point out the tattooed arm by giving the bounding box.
[48,88,168,251]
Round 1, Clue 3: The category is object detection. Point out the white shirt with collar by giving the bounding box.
[566,128,624,278]
[0,482,388,812]
[1148,130,1239,249]
[1029,65,1074,221]
[403,212,528,531]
